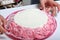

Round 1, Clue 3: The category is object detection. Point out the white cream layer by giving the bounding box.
[14,9,48,28]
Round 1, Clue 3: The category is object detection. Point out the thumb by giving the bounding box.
[40,0,45,11]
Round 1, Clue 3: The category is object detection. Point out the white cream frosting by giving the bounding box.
[14,9,48,28]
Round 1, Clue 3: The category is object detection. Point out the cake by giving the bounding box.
[5,8,57,40]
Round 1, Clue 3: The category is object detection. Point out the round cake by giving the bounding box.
[5,8,57,40]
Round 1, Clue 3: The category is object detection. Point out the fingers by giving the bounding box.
[46,7,57,16]
[0,19,3,26]
[53,1,60,11]
[0,25,5,34]
[0,15,7,27]
[57,4,60,12]
[46,7,51,13]
[39,0,60,16]
[40,0,46,11]
[0,15,7,34]
[52,7,56,16]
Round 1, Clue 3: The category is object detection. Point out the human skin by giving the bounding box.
[40,0,60,16]
[0,15,7,34]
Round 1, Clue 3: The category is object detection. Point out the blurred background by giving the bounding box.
[0,0,60,9]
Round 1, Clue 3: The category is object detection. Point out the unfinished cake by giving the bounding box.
[5,8,57,40]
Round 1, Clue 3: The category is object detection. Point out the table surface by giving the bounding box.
[0,1,60,40]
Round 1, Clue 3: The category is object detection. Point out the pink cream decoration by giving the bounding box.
[4,10,57,40]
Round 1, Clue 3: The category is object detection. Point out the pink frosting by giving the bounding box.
[4,10,57,40]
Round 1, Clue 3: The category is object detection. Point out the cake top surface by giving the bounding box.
[14,9,48,28]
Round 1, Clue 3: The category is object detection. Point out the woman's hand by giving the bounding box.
[0,15,7,34]
[40,0,60,16]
